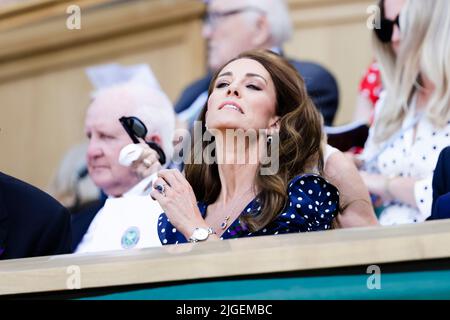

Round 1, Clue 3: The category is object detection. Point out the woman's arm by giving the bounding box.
[324,150,379,228]
[359,172,418,208]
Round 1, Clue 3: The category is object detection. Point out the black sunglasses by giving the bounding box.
[119,116,166,165]
[374,14,400,43]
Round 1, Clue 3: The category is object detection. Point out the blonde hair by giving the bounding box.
[373,0,450,142]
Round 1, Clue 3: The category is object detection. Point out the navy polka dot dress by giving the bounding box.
[157,174,339,245]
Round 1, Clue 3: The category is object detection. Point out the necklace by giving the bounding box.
[220,216,230,230]
[211,186,256,232]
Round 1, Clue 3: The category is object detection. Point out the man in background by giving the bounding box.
[176,0,339,127]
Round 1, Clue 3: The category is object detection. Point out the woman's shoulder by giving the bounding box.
[287,174,339,210]
[277,173,340,231]
[288,173,338,192]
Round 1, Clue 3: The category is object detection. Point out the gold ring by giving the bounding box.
[143,159,152,168]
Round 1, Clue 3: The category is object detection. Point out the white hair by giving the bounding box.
[92,83,176,164]
[242,0,293,47]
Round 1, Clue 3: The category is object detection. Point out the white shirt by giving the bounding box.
[362,94,450,225]
[75,174,163,254]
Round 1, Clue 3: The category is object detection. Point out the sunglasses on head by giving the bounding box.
[374,13,400,43]
[119,116,166,165]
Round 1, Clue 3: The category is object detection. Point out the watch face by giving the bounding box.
[193,228,209,241]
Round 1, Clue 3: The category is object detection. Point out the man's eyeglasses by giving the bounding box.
[203,6,266,29]
[374,14,400,43]
[119,116,166,165]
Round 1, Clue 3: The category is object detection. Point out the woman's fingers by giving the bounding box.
[157,169,182,189]
[158,169,190,189]
[171,169,191,187]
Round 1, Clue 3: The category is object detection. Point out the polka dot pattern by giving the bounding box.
[362,93,450,224]
[157,174,339,245]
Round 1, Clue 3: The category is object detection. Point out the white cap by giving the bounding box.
[118,144,144,167]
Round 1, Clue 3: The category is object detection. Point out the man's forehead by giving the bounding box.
[85,102,124,130]
[208,0,247,11]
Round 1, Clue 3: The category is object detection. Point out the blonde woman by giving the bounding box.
[360,0,450,225]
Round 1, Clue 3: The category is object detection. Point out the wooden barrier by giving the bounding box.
[1,220,450,297]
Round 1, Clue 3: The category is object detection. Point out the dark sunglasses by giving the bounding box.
[119,116,166,165]
[374,14,400,43]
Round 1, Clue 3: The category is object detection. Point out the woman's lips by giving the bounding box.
[218,101,244,114]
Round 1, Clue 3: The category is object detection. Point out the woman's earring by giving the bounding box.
[267,135,273,144]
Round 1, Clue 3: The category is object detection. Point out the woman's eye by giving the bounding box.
[216,82,229,89]
[247,84,261,91]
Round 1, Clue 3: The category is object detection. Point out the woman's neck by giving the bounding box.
[211,130,261,203]
[216,164,258,205]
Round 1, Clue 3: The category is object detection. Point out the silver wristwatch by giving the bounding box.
[188,227,215,243]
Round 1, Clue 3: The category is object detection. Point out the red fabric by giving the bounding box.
[359,62,382,107]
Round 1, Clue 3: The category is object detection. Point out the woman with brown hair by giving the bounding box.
[151,50,339,244]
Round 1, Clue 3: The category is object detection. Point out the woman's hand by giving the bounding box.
[150,169,208,238]
[131,142,162,179]
[359,171,393,203]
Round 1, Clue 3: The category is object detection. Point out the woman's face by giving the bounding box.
[384,0,406,54]
[206,58,278,132]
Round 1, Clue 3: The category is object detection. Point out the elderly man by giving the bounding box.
[176,0,339,127]
[72,83,175,253]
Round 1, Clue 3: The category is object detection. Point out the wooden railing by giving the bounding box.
[1,220,450,296]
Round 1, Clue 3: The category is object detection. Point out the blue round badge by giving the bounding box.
[121,226,140,249]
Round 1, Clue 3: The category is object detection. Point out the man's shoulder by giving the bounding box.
[174,74,213,113]
[288,58,336,82]
[435,146,450,176]
[0,172,66,220]
[184,74,213,91]
[439,146,450,160]
[0,172,72,258]
[434,192,450,219]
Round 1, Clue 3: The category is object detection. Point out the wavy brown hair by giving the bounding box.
[185,50,324,232]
